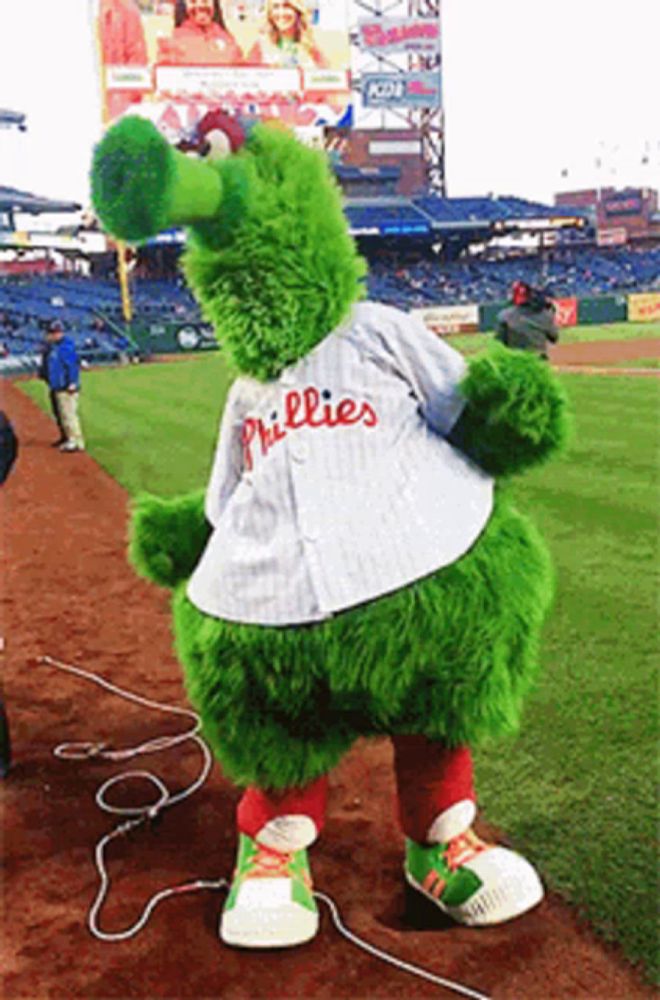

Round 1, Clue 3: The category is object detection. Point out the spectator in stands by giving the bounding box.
[113,333,132,364]
[39,321,86,453]
[158,0,242,64]
[495,282,558,360]
[247,0,327,68]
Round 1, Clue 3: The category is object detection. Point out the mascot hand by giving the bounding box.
[91,116,223,243]
[129,490,211,589]
[449,344,570,477]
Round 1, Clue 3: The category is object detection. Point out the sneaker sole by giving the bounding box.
[220,905,319,949]
[405,867,544,927]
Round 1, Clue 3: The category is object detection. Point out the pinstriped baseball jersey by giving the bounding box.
[187,301,494,625]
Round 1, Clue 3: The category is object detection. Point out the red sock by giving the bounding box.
[237,775,329,843]
[392,735,475,843]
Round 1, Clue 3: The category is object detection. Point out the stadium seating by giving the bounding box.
[345,199,431,235]
[411,195,581,225]
[1,245,658,366]
[0,274,199,370]
[366,246,660,310]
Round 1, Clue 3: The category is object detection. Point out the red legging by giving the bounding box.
[238,736,475,845]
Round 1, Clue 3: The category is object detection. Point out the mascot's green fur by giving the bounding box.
[91,115,569,945]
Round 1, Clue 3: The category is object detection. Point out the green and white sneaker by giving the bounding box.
[220,833,319,948]
[405,828,544,927]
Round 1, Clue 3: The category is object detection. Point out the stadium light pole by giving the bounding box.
[117,242,133,324]
[408,0,444,193]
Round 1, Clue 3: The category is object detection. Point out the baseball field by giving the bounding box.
[4,323,658,998]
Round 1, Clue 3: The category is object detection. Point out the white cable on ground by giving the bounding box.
[315,892,491,1000]
[40,654,492,999]
[41,653,217,942]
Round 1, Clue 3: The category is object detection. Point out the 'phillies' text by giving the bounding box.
[242,387,378,470]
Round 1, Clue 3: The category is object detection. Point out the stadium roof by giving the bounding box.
[0,186,82,215]
[335,165,401,182]
[139,195,589,246]
[0,109,27,130]
[345,194,589,237]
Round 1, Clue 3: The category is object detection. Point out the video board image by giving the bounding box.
[97,0,351,133]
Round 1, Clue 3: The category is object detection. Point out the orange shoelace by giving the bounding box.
[445,829,490,872]
[239,842,314,891]
[244,842,295,880]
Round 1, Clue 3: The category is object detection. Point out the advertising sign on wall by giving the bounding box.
[358,17,440,54]
[552,297,578,328]
[133,319,217,353]
[361,72,441,109]
[602,193,644,217]
[0,231,108,253]
[96,0,351,134]
[628,292,660,323]
[597,227,628,247]
[414,304,479,336]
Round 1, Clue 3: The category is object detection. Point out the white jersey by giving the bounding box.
[187,301,494,626]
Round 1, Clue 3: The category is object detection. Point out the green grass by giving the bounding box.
[475,372,659,983]
[21,353,234,496]
[447,319,660,354]
[19,349,660,981]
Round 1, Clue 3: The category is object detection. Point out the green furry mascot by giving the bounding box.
[91,112,568,948]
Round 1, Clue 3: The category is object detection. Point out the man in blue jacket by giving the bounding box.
[40,320,85,452]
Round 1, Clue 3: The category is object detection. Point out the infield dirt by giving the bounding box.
[1,372,656,999]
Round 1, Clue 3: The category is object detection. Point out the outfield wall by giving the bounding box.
[414,290,660,335]
[127,319,218,355]
[131,292,660,353]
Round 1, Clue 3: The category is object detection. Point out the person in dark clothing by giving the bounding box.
[39,320,86,452]
[0,410,18,777]
[0,410,18,484]
[38,364,67,447]
[40,323,68,446]
[495,282,559,359]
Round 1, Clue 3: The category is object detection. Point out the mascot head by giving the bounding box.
[91,113,366,381]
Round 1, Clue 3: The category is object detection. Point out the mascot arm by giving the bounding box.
[129,489,211,589]
[448,344,570,477]
[128,386,244,589]
[372,311,568,478]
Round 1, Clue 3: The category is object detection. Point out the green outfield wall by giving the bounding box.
[127,319,219,355]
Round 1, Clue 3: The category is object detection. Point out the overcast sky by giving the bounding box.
[1,0,658,211]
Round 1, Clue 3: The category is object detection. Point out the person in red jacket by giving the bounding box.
[158,0,242,64]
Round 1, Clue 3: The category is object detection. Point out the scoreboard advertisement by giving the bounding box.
[95,0,352,137]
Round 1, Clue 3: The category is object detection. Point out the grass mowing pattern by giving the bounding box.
[19,350,659,981]
[447,319,660,354]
